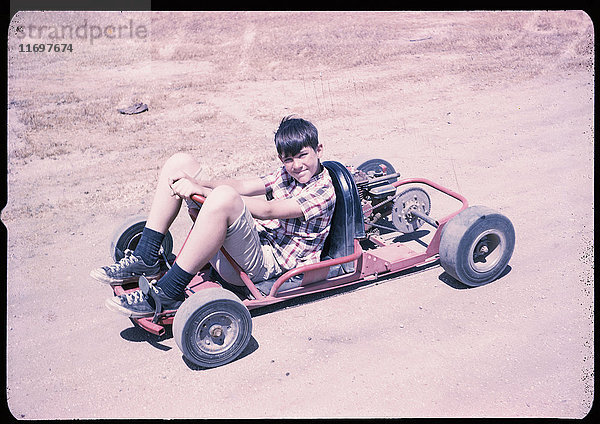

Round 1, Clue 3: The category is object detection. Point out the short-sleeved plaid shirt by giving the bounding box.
[256,164,336,270]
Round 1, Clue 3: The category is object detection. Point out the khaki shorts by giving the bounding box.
[209,206,283,286]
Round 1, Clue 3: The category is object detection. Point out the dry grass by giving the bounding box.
[8,11,592,164]
[4,10,593,222]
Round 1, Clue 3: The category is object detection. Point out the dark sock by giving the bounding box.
[133,227,165,266]
[157,262,194,300]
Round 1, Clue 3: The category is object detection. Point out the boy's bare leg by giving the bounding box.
[172,185,245,274]
[91,152,208,285]
[142,152,245,274]
[146,184,245,305]
[145,152,201,235]
[104,168,247,316]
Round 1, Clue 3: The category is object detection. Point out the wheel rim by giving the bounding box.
[468,230,506,273]
[125,233,142,252]
[194,311,241,355]
[392,188,431,233]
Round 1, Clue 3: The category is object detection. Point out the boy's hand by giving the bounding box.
[168,172,205,200]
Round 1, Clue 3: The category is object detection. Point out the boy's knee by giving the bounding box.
[204,185,244,220]
[207,185,240,205]
[164,152,198,173]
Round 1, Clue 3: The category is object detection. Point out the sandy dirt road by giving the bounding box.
[5,11,594,418]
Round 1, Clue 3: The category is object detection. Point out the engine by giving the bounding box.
[348,167,398,230]
[348,165,434,234]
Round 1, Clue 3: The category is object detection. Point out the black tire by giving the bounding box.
[173,287,252,368]
[110,215,174,262]
[351,157,398,184]
[439,206,515,287]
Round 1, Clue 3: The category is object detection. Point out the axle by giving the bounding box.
[407,208,439,228]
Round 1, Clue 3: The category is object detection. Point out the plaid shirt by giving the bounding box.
[256,164,336,270]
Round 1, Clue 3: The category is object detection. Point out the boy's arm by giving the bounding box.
[196,176,266,197]
[242,196,305,220]
[170,173,302,219]
[169,173,266,198]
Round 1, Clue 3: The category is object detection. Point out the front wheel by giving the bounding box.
[439,206,515,287]
[173,287,252,368]
[110,215,173,263]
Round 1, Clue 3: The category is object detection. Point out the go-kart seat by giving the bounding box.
[321,160,365,273]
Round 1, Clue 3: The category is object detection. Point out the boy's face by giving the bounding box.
[280,144,323,184]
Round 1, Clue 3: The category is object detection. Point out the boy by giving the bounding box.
[91,116,336,318]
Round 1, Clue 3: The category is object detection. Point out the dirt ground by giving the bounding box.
[4,11,594,419]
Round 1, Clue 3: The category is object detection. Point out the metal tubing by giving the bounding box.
[218,247,265,300]
[268,239,364,297]
[391,178,469,222]
[136,317,167,336]
[190,194,206,205]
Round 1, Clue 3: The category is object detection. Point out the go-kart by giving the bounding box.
[108,158,515,368]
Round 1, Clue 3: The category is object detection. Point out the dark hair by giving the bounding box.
[274,115,319,158]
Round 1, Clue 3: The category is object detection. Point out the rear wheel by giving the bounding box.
[173,287,252,368]
[439,206,515,287]
[351,157,398,185]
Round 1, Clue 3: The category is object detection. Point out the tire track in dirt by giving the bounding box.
[517,11,593,72]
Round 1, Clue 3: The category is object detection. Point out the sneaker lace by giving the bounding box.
[123,281,159,305]
[107,249,138,272]
[124,289,145,305]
